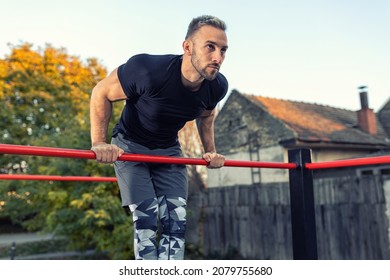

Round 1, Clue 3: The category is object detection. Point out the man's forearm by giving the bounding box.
[90,90,113,146]
[196,113,225,169]
[196,117,217,153]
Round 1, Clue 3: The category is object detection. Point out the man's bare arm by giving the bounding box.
[196,109,225,168]
[90,68,127,163]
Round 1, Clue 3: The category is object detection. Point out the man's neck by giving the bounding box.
[181,73,204,92]
[181,55,204,92]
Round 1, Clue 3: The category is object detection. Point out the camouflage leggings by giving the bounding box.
[129,196,186,260]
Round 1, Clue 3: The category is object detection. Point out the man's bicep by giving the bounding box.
[94,68,127,102]
[199,108,215,118]
[196,109,216,129]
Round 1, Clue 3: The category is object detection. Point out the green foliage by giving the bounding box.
[0,43,133,259]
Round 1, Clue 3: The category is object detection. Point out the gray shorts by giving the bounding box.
[112,133,188,206]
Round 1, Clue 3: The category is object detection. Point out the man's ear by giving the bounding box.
[182,40,192,56]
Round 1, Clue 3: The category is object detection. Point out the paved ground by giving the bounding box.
[0,233,102,260]
[0,232,54,246]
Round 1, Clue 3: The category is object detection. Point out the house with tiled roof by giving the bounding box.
[379,98,390,138]
[208,89,390,187]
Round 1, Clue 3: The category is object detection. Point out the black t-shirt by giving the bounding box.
[113,54,228,149]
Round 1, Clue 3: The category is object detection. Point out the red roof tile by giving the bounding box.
[245,94,389,145]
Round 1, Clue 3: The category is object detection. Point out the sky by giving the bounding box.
[1,0,389,111]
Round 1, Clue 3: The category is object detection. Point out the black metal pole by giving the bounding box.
[288,149,318,259]
[10,241,16,260]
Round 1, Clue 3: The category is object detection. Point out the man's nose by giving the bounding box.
[212,53,223,64]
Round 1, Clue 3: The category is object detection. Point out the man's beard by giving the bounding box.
[190,50,219,81]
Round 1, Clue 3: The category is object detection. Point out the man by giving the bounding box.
[90,15,228,260]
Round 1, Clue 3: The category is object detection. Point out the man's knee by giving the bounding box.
[130,198,159,260]
[158,196,187,236]
[131,198,159,233]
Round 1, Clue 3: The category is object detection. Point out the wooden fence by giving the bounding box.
[187,174,390,259]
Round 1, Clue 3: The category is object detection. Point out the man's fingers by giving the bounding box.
[91,144,124,163]
[203,152,225,169]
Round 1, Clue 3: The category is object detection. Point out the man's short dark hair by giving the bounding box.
[185,15,226,39]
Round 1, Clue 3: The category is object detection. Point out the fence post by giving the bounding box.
[10,241,16,260]
[288,149,318,260]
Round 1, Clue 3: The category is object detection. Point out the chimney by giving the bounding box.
[357,86,377,135]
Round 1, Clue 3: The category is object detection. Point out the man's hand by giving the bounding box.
[202,152,225,169]
[91,143,124,163]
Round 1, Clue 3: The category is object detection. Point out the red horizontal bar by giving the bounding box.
[0,144,296,169]
[306,155,390,170]
[0,174,117,182]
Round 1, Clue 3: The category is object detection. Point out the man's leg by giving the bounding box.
[157,195,187,260]
[129,198,159,260]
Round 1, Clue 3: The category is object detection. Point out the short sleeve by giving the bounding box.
[117,54,151,103]
[205,73,229,110]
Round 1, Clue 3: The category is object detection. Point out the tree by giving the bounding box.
[0,43,133,259]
